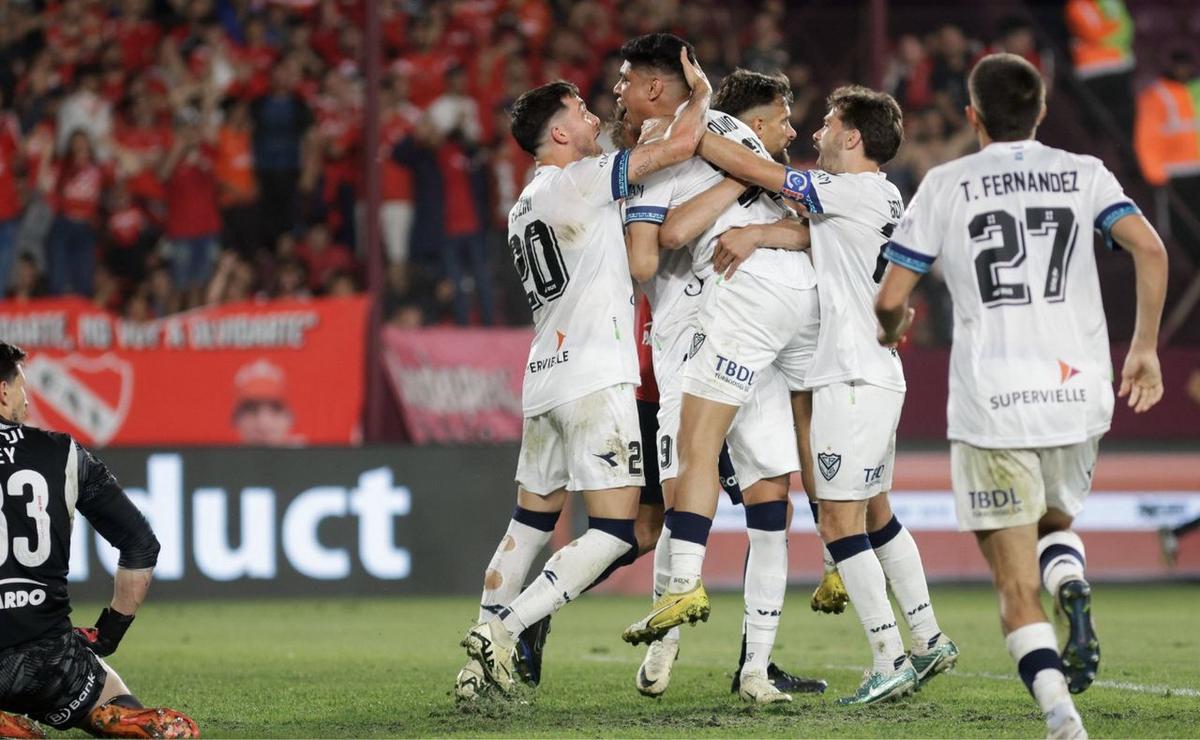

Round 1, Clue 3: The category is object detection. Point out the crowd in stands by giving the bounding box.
[0,0,1192,346]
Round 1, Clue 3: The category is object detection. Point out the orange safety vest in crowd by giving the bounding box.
[1065,0,1135,78]
[1134,78,1200,186]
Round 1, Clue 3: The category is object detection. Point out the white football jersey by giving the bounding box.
[624,110,816,340]
[885,139,1140,448]
[509,150,639,417]
[781,168,906,392]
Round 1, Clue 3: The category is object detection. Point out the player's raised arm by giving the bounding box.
[696,132,787,197]
[624,48,711,184]
[72,443,160,657]
[659,176,747,249]
[1109,213,1168,412]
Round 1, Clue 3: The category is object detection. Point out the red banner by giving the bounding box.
[381,326,531,444]
[0,297,368,446]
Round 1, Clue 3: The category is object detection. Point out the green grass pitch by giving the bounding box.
[69,585,1200,737]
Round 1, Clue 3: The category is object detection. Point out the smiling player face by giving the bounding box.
[552,94,603,158]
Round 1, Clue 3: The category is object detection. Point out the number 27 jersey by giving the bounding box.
[885,139,1141,448]
[508,150,639,417]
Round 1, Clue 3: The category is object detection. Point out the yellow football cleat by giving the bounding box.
[621,582,710,645]
[811,568,850,614]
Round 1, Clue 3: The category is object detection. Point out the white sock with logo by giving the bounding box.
[654,518,681,641]
[500,528,631,639]
[831,537,906,674]
[742,527,787,676]
[871,518,942,650]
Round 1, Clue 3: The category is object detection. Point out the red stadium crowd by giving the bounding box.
[0,0,807,327]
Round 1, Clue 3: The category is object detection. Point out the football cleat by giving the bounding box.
[1058,580,1100,694]
[454,657,489,702]
[737,671,793,704]
[83,705,199,739]
[836,662,918,706]
[635,637,679,697]
[1158,526,1180,568]
[730,662,828,694]
[1046,700,1088,739]
[908,633,960,687]
[514,614,551,687]
[461,620,518,694]
[810,568,849,614]
[0,712,45,739]
[621,582,709,646]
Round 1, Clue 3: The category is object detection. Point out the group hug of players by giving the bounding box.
[456,32,1167,740]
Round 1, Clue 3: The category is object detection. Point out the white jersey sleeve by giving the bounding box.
[884,140,1140,448]
[563,149,632,206]
[623,167,674,226]
[780,167,862,216]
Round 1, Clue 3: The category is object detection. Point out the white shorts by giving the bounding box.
[515,383,646,495]
[950,436,1101,531]
[681,271,819,406]
[811,381,904,501]
[657,360,799,488]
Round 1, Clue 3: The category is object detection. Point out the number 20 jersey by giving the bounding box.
[885,139,1141,448]
[508,150,639,417]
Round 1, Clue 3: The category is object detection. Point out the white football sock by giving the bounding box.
[836,547,905,674]
[500,528,631,638]
[668,539,706,593]
[1038,530,1087,596]
[654,520,680,641]
[873,524,943,649]
[742,527,787,676]
[479,517,553,623]
[1006,622,1073,715]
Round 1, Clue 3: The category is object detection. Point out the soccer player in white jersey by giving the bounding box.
[456,50,713,699]
[683,86,958,705]
[877,53,1167,738]
[616,46,821,704]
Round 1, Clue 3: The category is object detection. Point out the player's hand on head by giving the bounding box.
[1118,346,1164,413]
[713,225,759,279]
[679,47,710,95]
[638,116,671,145]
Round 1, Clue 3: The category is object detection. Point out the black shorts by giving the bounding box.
[637,399,662,506]
[637,398,743,507]
[0,630,105,729]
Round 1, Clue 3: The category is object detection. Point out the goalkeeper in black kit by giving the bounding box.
[0,343,198,739]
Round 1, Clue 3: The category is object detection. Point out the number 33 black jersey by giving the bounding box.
[0,423,158,650]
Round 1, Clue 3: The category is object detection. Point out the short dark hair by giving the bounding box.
[827,85,904,165]
[713,68,793,117]
[510,80,580,156]
[968,53,1044,141]
[0,343,27,385]
[619,33,696,83]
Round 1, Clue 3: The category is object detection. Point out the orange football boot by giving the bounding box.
[84,705,199,739]
[0,711,45,739]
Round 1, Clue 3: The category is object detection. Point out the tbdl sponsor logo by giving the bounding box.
[713,356,755,389]
[863,465,885,485]
[969,488,1023,510]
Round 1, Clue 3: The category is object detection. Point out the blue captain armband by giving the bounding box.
[624,205,667,225]
[882,241,935,274]
[610,149,631,201]
[1094,201,1139,251]
[780,167,823,213]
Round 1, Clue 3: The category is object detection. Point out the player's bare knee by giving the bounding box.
[741,475,789,506]
[634,506,663,554]
[865,492,893,531]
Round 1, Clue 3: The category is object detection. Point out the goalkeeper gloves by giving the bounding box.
[75,608,135,657]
